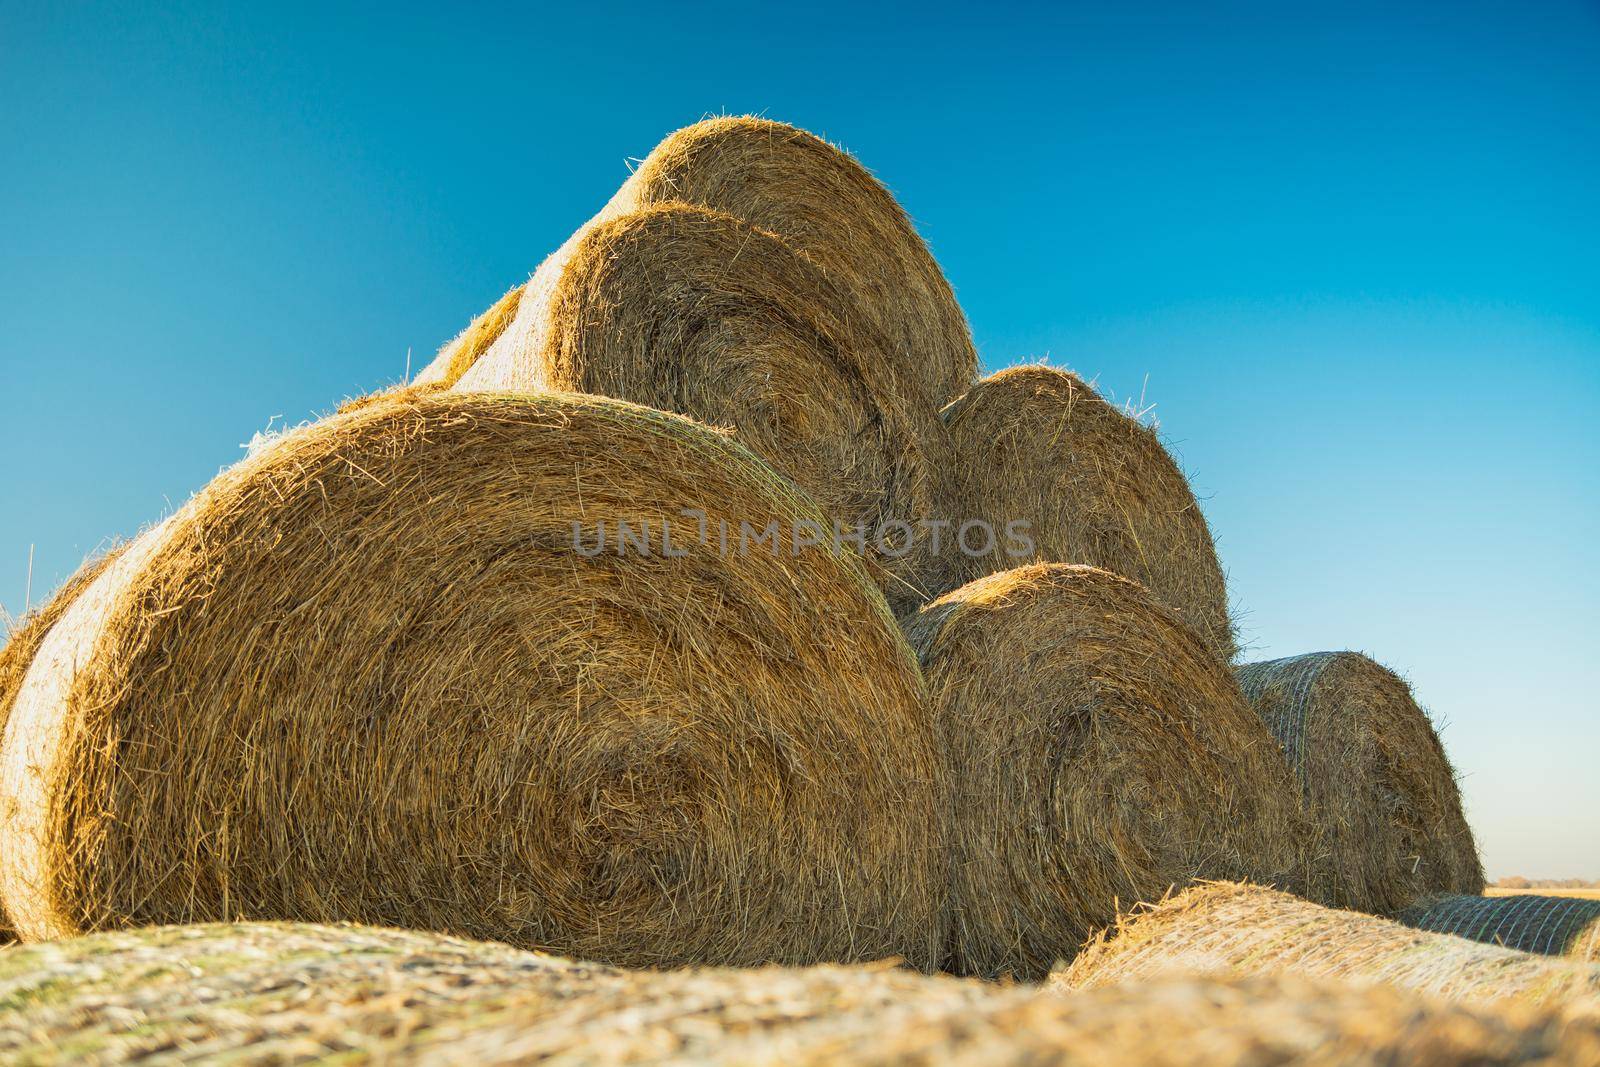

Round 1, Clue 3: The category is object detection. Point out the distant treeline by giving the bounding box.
[1494,876,1600,889]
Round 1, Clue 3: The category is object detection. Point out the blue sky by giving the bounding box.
[3,1,1596,878]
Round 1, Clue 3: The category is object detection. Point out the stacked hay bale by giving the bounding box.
[902,563,1310,980]
[1,920,1595,1065]
[1400,893,1600,962]
[1058,882,1600,1017]
[1235,652,1483,914]
[0,392,946,969]
[416,116,977,415]
[939,365,1235,661]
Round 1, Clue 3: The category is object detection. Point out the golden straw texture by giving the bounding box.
[902,563,1310,980]
[0,391,944,969]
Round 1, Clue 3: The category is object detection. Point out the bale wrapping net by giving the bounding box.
[901,563,1310,980]
[1400,893,1600,962]
[0,391,945,970]
[939,365,1235,661]
[1235,651,1483,914]
[1058,882,1600,1017]
[1,920,1594,1066]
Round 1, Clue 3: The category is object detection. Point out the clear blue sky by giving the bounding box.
[3,2,1596,879]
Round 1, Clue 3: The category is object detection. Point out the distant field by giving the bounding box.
[1485,887,1600,899]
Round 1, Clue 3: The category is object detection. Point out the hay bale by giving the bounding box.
[1400,894,1600,962]
[417,117,977,414]
[1058,881,1600,1017]
[0,391,945,969]
[1235,651,1483,914]
[901,563,1311,980]
[939,365,1235,661]
[425,202,943,611]
[2,920,1594,1066]
[0,546,124,941]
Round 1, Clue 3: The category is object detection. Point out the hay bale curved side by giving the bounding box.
[417,117,977,413]
[449,204,944,611]
[1,921,1591,1066]
[0,391,946,969]
[1236,651,1483,914]
[1400,894,1600,962]
[1058,882,1600,1015]
[940,366,1235,661]
[0,546,125,941]
[902,563,1310,980]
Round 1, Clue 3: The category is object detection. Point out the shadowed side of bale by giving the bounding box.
[0,392,945,970]
[940,366,1235,661]
[1236,652,1483,914]
[1,922,1593,1066]
[448,204,943,611]
[0,546,124,941]
[1401,894,1600,962]
[902,563,1310,980]
[1058,882,1600,1016]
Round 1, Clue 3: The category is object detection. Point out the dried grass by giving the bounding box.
[1,920,1594,1065]
[0,391,944,969]
[1236,652,1483,914]
[1058,881,1600,1018]
[1401,893,1600,962]
[901,563,1311,980]
[939,366,1234,661]
[416,117,976,415]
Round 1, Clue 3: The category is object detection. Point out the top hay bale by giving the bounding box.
[1400,893,1600,962]
[902,563,1309,980]
[1236,651,1483,914]
[1057,881,1600,1018]
[0,391,945,970]
[418,116,977,415]
[939,365,1235,660]
[2,920,1595,1066]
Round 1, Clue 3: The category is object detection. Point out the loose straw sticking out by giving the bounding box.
[902,563,1311,980]
[1401,893,1600,962]
[0,545,125,942]
[939,365,1235,662]
[1236,652,1483,915]
[429,203,944,612]
[0,920,1594,1065]
[0,391,945,970]
[1058,882,1600,1018]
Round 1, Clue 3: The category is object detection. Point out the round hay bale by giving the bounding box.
[431,202,944,611]
[1235,651,1483,914]
[1400,894,1600,962]
[2,920,1592,1066]
[939,365,1235,662]
[416,117,977,414]
[0,546,124,941]
[0,391,945,969]
[1058,882,1600,1017]
[901,562,1310,980]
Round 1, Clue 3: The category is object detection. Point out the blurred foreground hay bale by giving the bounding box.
[1236,651,1483,914]
[427,202,944,610]
[1,921,1595,1066]
[1401,893,1600,962]
[1058,882,1600,1017]
[939,366,1234,660]
[0,392,945,968]
[902,563,1310,980]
